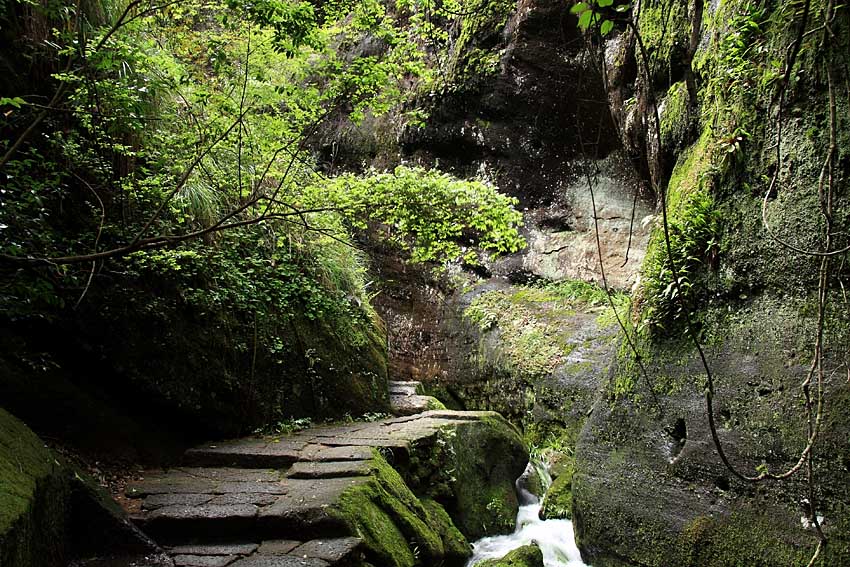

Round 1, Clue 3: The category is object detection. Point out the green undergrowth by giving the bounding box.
[463,280,624,377]
[638,128,722,336]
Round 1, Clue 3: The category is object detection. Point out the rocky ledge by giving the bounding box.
[120,410,528,567]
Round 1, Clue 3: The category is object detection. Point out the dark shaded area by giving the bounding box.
[401,0,619,208]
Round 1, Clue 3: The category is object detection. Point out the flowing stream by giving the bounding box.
[466,462,590,567]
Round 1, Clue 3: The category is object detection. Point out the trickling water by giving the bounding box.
[466,462,590,567]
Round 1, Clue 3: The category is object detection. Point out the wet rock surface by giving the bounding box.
[124,410,528,567]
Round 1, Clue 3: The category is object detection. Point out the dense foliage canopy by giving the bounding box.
[0,0,524,326]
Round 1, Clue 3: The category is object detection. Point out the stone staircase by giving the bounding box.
[388,380,444,416]
[122,409,523,567]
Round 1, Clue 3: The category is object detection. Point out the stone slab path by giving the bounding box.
[125,408,499,567]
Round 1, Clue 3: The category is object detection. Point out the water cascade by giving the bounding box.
[466,461,590,567]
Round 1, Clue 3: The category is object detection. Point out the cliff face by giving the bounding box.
[354,0,850,565]
[571,1,850,565]
[363,0,653,392]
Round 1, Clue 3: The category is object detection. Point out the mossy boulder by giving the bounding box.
[434,279,619,454]
[331,450,471,567]
[477,544,544,567]
[0,408,69,567]
[445,415,528,539]
[572,298,850,567]
[421,498,473,565]
[390,411,528,541]
[539,456,574,520]
[0,408,167,566]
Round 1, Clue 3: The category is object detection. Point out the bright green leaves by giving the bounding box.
[0,97,26,109]
[225,0,321,54]
[569,0,630,35]
[312,166,526,266]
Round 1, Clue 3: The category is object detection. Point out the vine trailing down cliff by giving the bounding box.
[569,1,850,566]
[0,0,527,438]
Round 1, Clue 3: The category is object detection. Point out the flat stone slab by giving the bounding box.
[256,540,302,555]
[231,557,328,567]
[147,504,258,523]
[169,543,259,556]
[184,441,307,469]
[285,461,371,479]
[173,555,237,567]
[258,477,368,536]
[208,493,279,507]
[388,380,422,395]
[144,493,214,510]
[290,538,361,563]
[297,445,374,462]
[127,469,287,499]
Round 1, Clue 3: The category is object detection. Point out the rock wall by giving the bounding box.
[0,408,166,566]
[0,408,69,567]
[361,0,850,565]
[572,1,850,565]
[360,0,653,414]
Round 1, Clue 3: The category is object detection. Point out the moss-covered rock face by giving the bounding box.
[329,413,529,565]
[476,543,544,567]
[0,408,166,565]
[430,279,620,458]
[574,0,850,565]
[446,416,528,539]
[332,451,465,567]
[0,408,69,567]
[574,296,850,567]
[539,456,574,520]
[395,411,528,540]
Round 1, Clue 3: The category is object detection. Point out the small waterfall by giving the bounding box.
[466,461,590,567]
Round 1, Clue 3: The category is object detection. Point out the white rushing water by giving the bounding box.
[466,462,590,567]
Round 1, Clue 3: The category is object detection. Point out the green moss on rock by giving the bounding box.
[332,450,471,567]
[660,81,693,155]
[446,0,516,91]
[477,544,544,567]
[0,409,69,567]
[637,0,690,87]
[420,498,472,564]
[540,456,574,520]
[447,416,528,539]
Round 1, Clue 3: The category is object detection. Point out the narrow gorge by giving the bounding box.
[1,1,849,567]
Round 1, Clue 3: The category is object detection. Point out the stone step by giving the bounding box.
[129,472,368,542]
[388,380,446,416]
[165,536,362,567]
[388,380,423,396]
[126,468,286,499]
[176,411,486,470]
[285,460,372,479]
[389,393,442,416]
[256,477,367,537]
[123,410,514,566]
[183,440,307,469]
